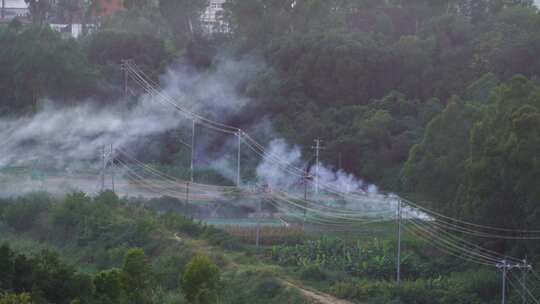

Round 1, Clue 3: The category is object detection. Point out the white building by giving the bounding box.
[201,0,229,34]
[49,23,85,39]
[0,0,29,20]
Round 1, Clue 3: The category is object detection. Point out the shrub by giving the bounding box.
[203,229,242,251]
[300,265,328,281]
[180,253,221,304]
[330,281,361,300]
[255,278,283,299]
[0,292,32,304]
[93,268,124,304]
[122,248,154,304]
[153,250,193,290]
[3,195,50,232]
[159,212,203,237]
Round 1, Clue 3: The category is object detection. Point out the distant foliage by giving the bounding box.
[122,248,154,304]
[0,244,93,304]
[180,253,221,304]
[403,76,540,237]
[0,27,95,114]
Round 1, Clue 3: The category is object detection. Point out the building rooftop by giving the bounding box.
[2,0,28,9]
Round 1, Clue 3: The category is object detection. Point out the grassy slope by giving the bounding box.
[0,193,315,303]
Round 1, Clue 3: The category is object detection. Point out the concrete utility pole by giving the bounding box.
[256,184,269,248]
[256,198,261,248]
[496,259,533,304]
[100,145,106,191]
[303,169,309,231]
[396,198,402,285]
[110,144,115,193]
[190,120,196,182]
[121,59,129,98]
[236,130,242,187]
[520,259,532,304]
[312,139,324,196]
[186,182,190,204]
[497,260,510,304]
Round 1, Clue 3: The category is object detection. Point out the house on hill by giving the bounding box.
[201,0,229,34]
[0,0,29,21]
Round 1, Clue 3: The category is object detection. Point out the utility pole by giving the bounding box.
[110,144,115,193]
[312,139,323,196]
[186,182,190,204]
[121,59,129,98]
[520,258,532,304]
[236,130,242,187]
[256,198,261,248]
[396,198,402,285]
[1,0,5,20]
[303,168,309,231]
[101,145,106,192]
[496,259,533,304]
[338,152,342,171]
[497,260,509,304]
[256,184,269,248]
[190,120,196,182]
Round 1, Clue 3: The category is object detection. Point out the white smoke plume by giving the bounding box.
[254,138,381,196]
[0,54,403,219]
[0,96,182,169]
[255,138,303,189]
[0,57,263,170]
[160,56,262,120]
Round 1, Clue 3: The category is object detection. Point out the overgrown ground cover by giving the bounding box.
[0,191,309,304]
[2,191,537,304]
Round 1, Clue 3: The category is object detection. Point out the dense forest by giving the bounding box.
[2,0,540,303]
[3,0,540,228]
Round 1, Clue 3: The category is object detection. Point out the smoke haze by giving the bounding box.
[0,55,398,216]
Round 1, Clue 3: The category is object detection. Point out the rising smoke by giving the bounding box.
[0,55,392,211]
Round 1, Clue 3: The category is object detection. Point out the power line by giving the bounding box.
[122,60,540,240]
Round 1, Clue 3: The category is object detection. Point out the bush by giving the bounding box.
[84,30,169,78]
[0,292,32,304]
[203,228,243,251]
[159,212,203,237]
[300,265,328,282]
[330,281,361,300]
[255,278,283,299]
[3,194,50,232]
[180,253,221,304]
[122,248,154,304]
[153,250,193,290]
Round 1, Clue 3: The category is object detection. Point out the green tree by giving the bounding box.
[401,97,482,212]
[33,250,93,304]
[121,248,153,304]
[94,268,125,304]
[0,244,14,290]
[0,293,32,304]
[158,0,208,46]
[84,30,169,81]
[180,253,220,304]
[9,27,95,110]
[460,76,540,229]
[25,0,51,24]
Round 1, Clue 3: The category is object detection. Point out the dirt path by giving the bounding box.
[281,280,354,304]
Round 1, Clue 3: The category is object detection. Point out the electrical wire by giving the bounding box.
[124,60,540,240]
[402,222,496,266]
[508,273,540,304]
[407,218,520,264]
[407,219,502,264]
